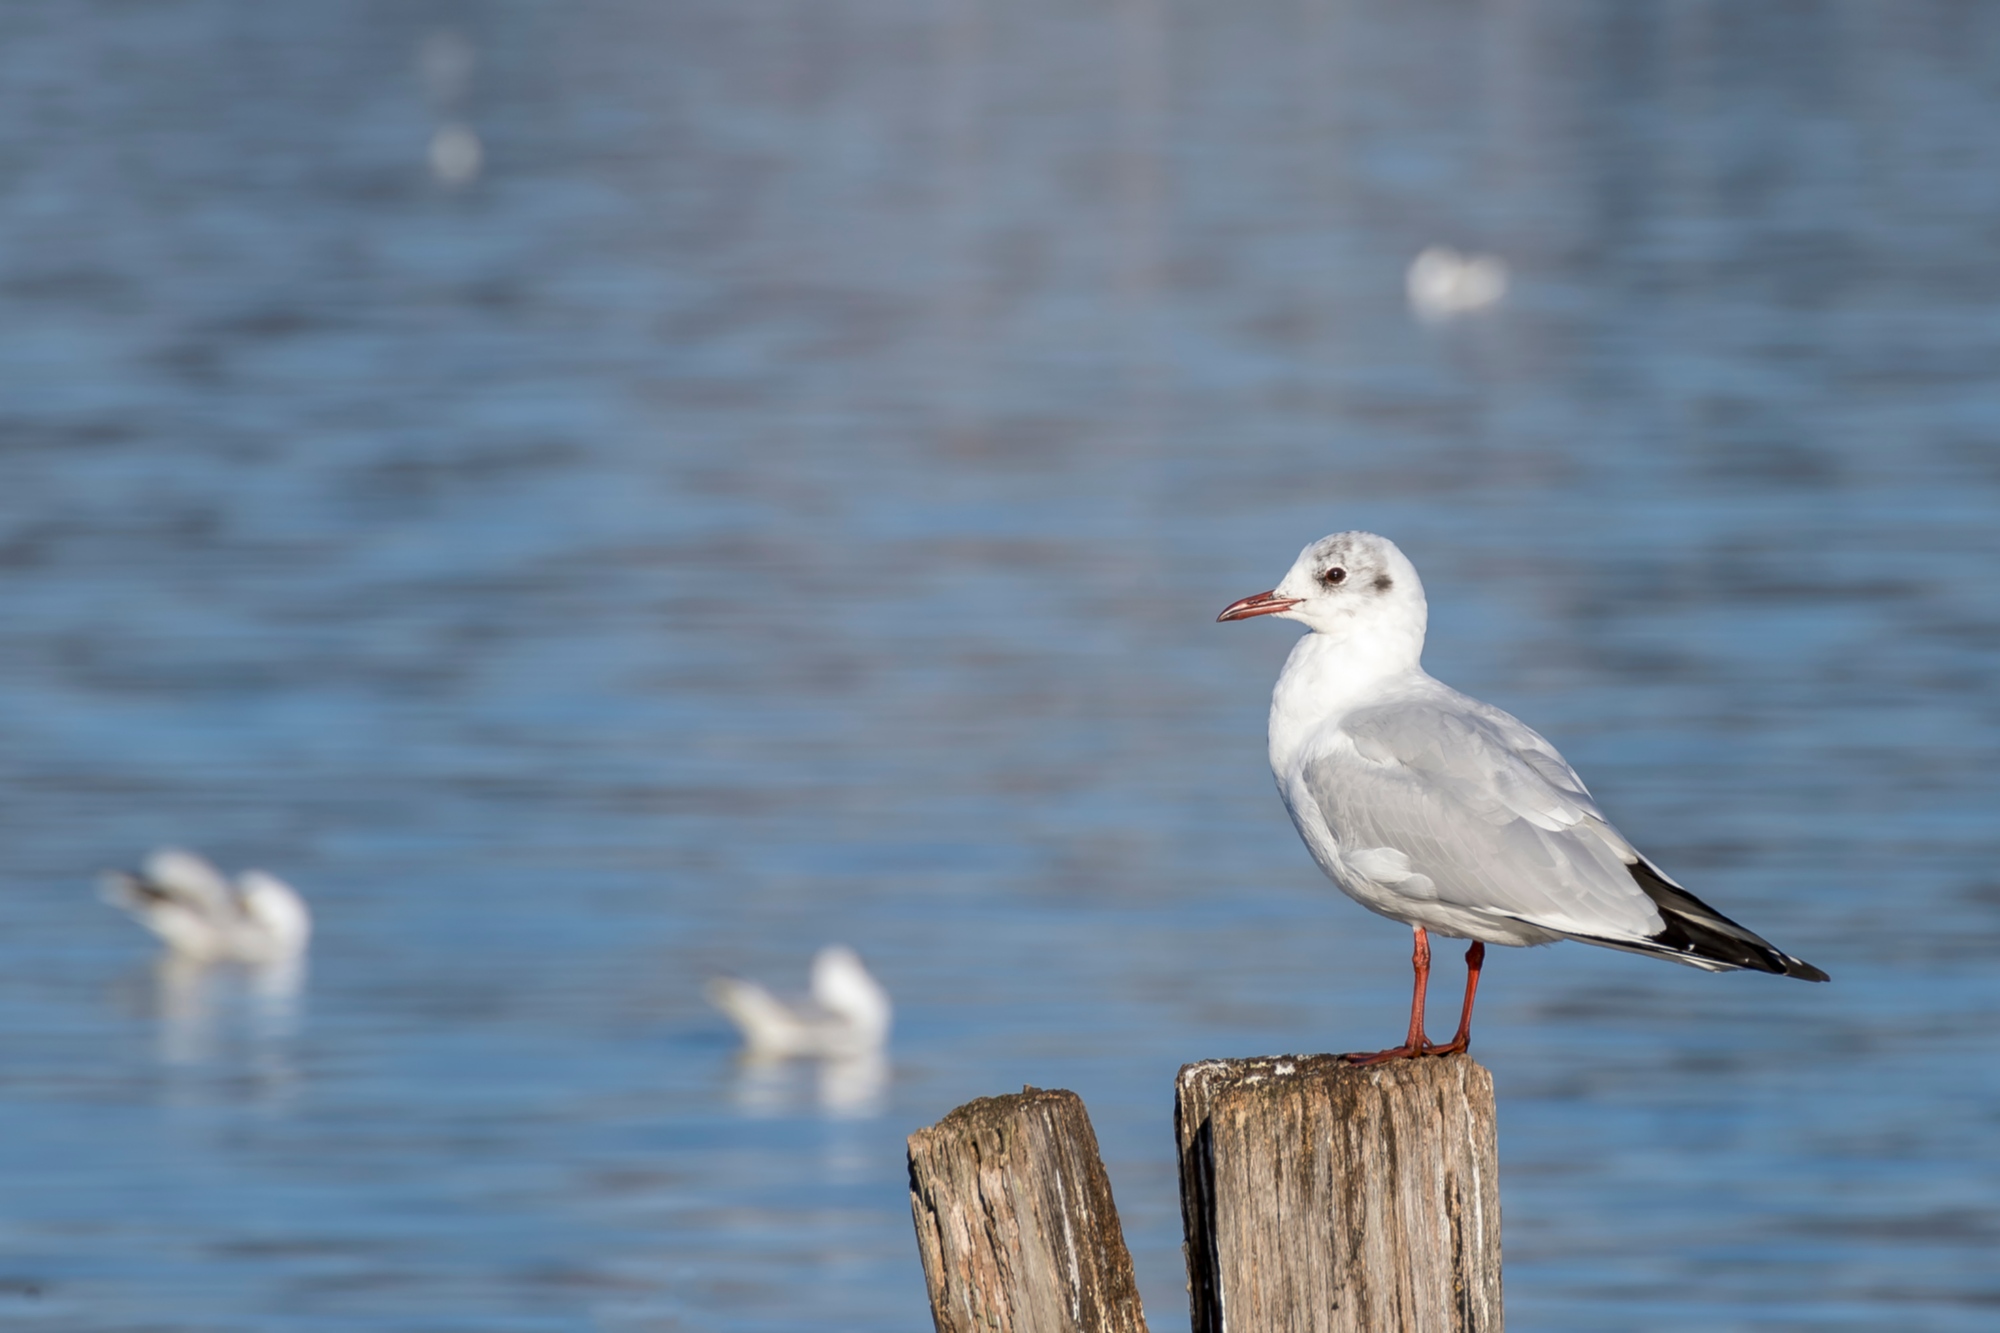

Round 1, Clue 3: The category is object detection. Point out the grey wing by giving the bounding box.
[1305,694,1667,941]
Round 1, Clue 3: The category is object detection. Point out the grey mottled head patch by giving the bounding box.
[1373,574,1393,592]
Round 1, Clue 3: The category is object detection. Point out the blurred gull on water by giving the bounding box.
[709,946,893,1118]
[101,848,313,968]
[418,29,482,187]
[103,850,311,1074]
[707,944,893,1059]
[429,125,484,187]
[1405,245,1509,321]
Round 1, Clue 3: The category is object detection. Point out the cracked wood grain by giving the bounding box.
[1176,1054,1502,1333]
[908,1086,1148,1333]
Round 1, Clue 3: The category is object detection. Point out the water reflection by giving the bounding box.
[727,1050,891,1122]
[149,956,305,1106]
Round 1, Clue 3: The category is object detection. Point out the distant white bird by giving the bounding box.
[101,849,312,966]
[707,945,892,1059]
[1406,245,1509,321]
[1219,532,1826,1064]
[428,123,483,186]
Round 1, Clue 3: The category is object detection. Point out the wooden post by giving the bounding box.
[1176,1053,1502,1333]
[907,1086,1149,1333]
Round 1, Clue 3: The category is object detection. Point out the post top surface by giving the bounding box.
[1175,1052,1493,1114]
[909,1085,1087,1148]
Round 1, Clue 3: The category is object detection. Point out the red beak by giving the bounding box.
[1217,589,1303,622]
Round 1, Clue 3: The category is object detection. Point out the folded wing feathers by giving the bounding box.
[1330,701,1665,938]
[1335,692,1827,980]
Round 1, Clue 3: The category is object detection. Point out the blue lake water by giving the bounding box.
[3,2,1999,1328]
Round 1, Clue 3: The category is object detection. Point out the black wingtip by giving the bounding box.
[1626,859,1826,980]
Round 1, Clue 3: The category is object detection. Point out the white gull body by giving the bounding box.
[102,848,313,966]
[1406,246,1509,321]
[707,945,893,1059]
[1228,532,1825,979]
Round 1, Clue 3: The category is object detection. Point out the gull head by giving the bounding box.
[1218,531,1428,644]
[810,945,893,1047]
[237,871,314,962]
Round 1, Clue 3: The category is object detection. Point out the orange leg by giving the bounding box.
[1425,941,1485,1057]
[1345,927,1433,1065]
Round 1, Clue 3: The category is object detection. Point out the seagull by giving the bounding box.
[706,945,893,1059]
[101,848,312,966]
[1219,532,1826,1064]
[1406,245,1508,321]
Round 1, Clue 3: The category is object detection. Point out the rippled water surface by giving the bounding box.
[4,2,2000,1329]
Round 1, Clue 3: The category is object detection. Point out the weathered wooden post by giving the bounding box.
[1176,1053,1502,1333]
[907,1086,1149,1333]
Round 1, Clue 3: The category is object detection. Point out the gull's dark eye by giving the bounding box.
[1320,567,1347,586]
